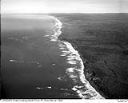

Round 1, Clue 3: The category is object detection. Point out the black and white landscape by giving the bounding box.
[1,0,128,99]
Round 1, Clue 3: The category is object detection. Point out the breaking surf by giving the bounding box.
[45,15,104,99]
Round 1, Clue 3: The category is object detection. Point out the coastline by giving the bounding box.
[55,13,128,99]
[2,14,128,99]
[58,37,107,98]
[50,16,104,99]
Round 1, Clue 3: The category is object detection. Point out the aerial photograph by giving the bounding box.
[1,0,128,100]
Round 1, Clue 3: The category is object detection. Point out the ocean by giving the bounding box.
[1,14,103,99]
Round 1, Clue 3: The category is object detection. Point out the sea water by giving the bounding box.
[47,16,104,99]
[1,14,104,99]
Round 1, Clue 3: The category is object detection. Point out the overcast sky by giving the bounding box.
[1,0,128,13]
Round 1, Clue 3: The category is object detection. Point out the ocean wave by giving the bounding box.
[47,15,104,99]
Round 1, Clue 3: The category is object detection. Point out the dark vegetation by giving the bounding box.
[54,13,128,98]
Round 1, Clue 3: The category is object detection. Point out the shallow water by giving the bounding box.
[1,14,103,99]
[49,16,104,99]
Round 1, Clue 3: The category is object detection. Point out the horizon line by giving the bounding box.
[1,12,128,15]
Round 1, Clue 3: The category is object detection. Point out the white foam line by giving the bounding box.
[67,61,77,64]
[48,16,63,42]
[66,68,74,72]
[49,15,104,99]
[60,54,67,56]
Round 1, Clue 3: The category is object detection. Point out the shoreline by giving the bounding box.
[58,37,107,98]
[51,16,104,99]
[71,42,107,98]
[54,14,128,99]
[58,30,128,99]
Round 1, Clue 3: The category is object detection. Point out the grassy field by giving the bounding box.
[54,13,128,98]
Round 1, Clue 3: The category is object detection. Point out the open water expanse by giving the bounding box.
[1,14,103,99]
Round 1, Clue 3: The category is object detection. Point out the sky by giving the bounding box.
[1,0,128,13]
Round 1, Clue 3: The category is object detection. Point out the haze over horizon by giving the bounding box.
[1,0,128,14]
